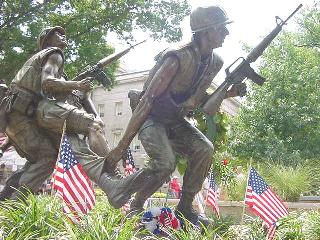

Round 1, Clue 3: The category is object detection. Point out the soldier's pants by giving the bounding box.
[3,113,105,200]
[4,112,58,199]
[133,118,214,206]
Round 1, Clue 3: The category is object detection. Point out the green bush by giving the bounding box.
[259,164,311,202]
[226,178,247,201]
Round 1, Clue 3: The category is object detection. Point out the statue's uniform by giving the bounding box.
[3,48,62,197]
[34,49,106,184]
[133,42,223,205]
[1,48,105,200]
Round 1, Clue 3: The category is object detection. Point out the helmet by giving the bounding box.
[37,26,65,50]
[190,6,232,33]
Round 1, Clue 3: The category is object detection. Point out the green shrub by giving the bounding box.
[226,178,247,201]
[259,164,311,202]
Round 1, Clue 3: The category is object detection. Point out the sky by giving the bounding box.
[112,0,316,83]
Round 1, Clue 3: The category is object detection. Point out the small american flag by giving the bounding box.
[206,170,220,217]
[122,148,136,212]
[195,192,205,215]
[124,148,136,176]
[245,168,288,240]
[52,134,95,222]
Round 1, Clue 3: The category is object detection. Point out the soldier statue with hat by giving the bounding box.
[101,6,247,226]
[0,26,143,200]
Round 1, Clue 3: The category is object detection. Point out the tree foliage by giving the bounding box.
[0,0,190,83]
[229,5,320,165]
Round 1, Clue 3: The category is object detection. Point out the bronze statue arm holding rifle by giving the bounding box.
[202,4,303,116]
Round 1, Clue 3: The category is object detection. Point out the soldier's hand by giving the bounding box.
[226,83,247,98]
[94,116,105,128]
[77,78,93,92]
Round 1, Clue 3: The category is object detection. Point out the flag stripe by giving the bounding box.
[65,170,93,210]
[68,166,94,207]
[52,134,96,221]
[245,168,289,240]
[206,169,220,217]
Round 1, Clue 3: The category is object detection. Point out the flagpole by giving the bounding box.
[241,158,252,224]
[51,121,67,197]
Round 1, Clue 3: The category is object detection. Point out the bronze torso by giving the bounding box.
[12,47,64,97]
[144,43,222,121]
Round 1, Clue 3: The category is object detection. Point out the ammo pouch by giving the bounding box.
[10,87,38,117]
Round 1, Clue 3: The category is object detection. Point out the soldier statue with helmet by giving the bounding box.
[101,6,247,226]
[0,26,143,201]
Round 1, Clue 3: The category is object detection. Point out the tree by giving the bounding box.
[229,5,320,165]
[0,0,190,83]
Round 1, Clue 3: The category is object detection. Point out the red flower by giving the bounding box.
[221,159,228,166]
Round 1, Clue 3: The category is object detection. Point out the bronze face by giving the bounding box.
[206,24,229,49]
[45,31,67,49]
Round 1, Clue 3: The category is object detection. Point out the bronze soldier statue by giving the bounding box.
[0,26,142,201]
[102,6,246,225]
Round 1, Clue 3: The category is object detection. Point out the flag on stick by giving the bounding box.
[245,168,288,240]
[122,148,136,212]
[206,170,220,217]
[52,133,96,222]
[124,148,136,176]
[195,192,205,215]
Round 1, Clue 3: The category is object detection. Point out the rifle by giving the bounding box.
[202,4,303,115]
[72,40,146,87]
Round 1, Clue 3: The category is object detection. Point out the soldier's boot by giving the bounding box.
[0,170,24,201]
[175,191,212,227]
[127,174,166,218]
[98,169,147,209]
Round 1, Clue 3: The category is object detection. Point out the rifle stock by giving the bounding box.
[202,4,302,116]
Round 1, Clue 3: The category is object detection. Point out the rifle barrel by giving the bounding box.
[283,4,303,24]
[97,39,147,68]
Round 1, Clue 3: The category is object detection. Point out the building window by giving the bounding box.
[113,132,122,147]
[115,101,123,116]
[98,104,105,118]
[134,145,140,151]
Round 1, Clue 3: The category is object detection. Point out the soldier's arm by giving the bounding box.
[80,92,98,116]
[41,53,93,93]
[184,55,224,112]
[108,56,179,164]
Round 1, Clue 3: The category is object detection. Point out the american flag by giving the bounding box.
[124,148,136,176]
[195,192,205,215]
[206,170,220,217]
[122,148,136,212]
[52,134,95,222]
[245,168,288,240]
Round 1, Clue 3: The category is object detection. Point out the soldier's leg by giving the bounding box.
[6,114,58,199]
[66,109,110,157]
[0,165,26,201]
[170,120,214,225]
[129,120,176,213]
[98,119,176,210]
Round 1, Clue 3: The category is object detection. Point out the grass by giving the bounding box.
[0,194,320,239]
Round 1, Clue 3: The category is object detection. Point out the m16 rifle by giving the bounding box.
[72,40,146,87]
[202,4,303,115]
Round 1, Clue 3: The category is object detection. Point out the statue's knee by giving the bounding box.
[202,141,214,160]
[157,161,176,178]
